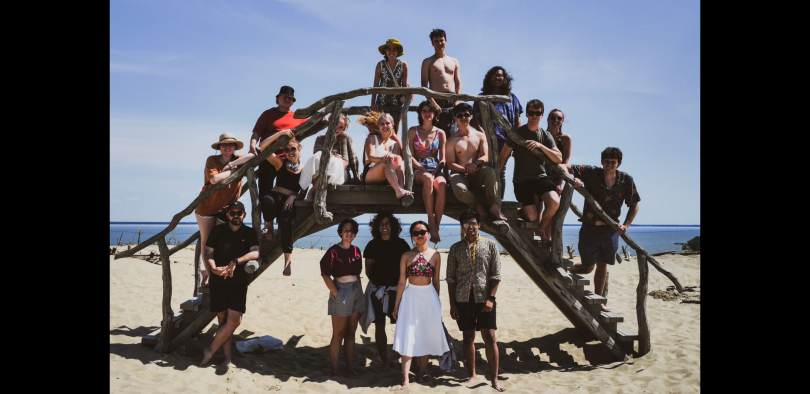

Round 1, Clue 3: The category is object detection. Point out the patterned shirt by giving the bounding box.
[571,164,641,225]
[446,236,501,304]
[375,59,404,106]
[473,92,523,141]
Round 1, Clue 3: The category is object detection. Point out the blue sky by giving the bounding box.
[110,0,700,225]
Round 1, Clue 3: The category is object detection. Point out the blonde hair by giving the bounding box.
[357,110,384,135]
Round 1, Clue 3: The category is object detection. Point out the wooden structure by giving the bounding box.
[114,87,682,360]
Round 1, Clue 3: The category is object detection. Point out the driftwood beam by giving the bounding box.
[114,103,336,260]
[488,103,683,292]
[342,106,419,116]
[313,100,345,225]
[477,100,500,194]
[167,231,200,256]
[154,238,174,354]
[193,238,202,297]
[400,93,415,194]
[551,182,574,270]
[636,254,651,355]
[295,87,511,119]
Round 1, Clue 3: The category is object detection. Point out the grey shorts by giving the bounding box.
[328,280,366,317]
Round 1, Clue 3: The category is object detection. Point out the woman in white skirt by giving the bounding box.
[392,221,449,390]
[299,114,350,201]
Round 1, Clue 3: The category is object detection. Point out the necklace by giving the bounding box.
[286,161,300,171]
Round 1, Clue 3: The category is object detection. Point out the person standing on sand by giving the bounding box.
[445,102,508,222]
[562,147,640,312]
[320,218,366,377]
[446,209,505,392]
[421,28,462,136]
[497,99,562,244]
[199,201,260,368]
[359,212,411,372]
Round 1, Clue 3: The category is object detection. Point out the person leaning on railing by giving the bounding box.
[561,147,641,312]
[194,132,255,287]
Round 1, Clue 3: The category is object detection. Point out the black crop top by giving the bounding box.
[276,160,302,193]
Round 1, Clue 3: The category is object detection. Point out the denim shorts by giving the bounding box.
[415,157,438,174]
[327,280,366,317]
[578,223,619,267]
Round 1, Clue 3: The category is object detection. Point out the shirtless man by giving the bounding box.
[446,103,507,221]
[421,28,462,136]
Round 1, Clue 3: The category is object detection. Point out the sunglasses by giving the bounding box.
[454,113,471,119]
[548,115,563,121]
[461,222,479,228]
[527,111,543,117]
[284,147,298,153]
[228,210,244,216]
[411,229,429,236]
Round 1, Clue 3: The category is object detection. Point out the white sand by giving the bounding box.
[110,245,700,393]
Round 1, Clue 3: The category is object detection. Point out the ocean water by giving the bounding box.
[110,222,699,255]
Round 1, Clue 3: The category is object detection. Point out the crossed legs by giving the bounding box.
[200,309,243,367]
[364,155,413,199]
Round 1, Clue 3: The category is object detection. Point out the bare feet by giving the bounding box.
[395,189,414,199]
[262,227,273,241]
[282,260,292,276]
[492,379,506,392]
[344,367,359,376]
[489,205,508,221]
[464,375,478,385]
[199,348,214,366]
[601,304,612,312]
[400,381,410,390]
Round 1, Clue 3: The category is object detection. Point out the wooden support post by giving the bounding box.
[603,271,609,299]
[399,92,415,200]
[636,254,651,356]
[155,238,174,354]
[551,182,574,267]
[246,167,262,242]
[477,100,500,196]
[193,238,202,297]
[313,100,345,225]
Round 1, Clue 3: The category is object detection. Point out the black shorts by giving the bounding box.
[210,284,248,314]
[514,178,557,206]
[456,293,497,332]
[370,289,398,324]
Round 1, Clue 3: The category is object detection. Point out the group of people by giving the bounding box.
[192,28,642,391]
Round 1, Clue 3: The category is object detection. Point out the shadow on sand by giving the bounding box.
[109,325,631,389]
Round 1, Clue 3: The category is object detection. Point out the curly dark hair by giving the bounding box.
[452,102,473,117]
[416,100,441,126]
[459,208,481,225]
[601,147,623,164]
[337,218,359,236]
[409,220,430,238]
[429,28,446,42]
[481,66,512,95]
[369,212,402,239]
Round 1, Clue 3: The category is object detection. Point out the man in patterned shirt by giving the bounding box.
[446,208,505,392]
[562,147,640,312]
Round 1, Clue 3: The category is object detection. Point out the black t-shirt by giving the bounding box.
[206,224,259,286]
[363,237,411,286]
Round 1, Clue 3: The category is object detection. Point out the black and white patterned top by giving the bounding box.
[375,59,404,106]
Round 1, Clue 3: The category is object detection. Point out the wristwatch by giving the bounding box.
[487,295,496,302]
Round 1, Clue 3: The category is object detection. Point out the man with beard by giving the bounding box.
[199,201,260,367]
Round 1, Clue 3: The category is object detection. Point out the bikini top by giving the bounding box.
[413,129,439,153]
[406,252,434,277]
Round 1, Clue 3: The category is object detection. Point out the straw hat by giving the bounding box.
[378,38,404,57]
[211,132,244,150]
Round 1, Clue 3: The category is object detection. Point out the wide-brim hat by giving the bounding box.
[276,85,296,102]
[211,132,244,150]
[378,38,404,57]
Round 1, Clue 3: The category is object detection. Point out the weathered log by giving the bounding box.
[154,238,174,354]
[314,100,345,224]
[651,250,676,256]
[294,87,511,119]
[341,106,419,116]
[567,245,575,259]
[399,93,415,195]
[246,167,262,242]
[636,254,651,356]
[114,102,337,260]
[167,230,200,257]
[570,202,584,218]
[552,182,574,269]
[477,99,500,195]
[193,239,202,297]
[488,103,683,293]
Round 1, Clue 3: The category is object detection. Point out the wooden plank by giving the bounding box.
[142,327,161,347]
[154,238,174,354]
[570,273,590,286]
[516,218,541,229]
[180,295,203,311]
[193,238,202,297]
[636,254,651,355]
[583,291,607,305]
[616,326,639,341]
[172,313,184,328]
[600,311,624,323]
[199,284,210,294]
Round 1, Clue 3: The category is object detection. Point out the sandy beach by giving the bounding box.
[110,245,700,393]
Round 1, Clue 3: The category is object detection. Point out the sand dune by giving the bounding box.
[110,245,700,392]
